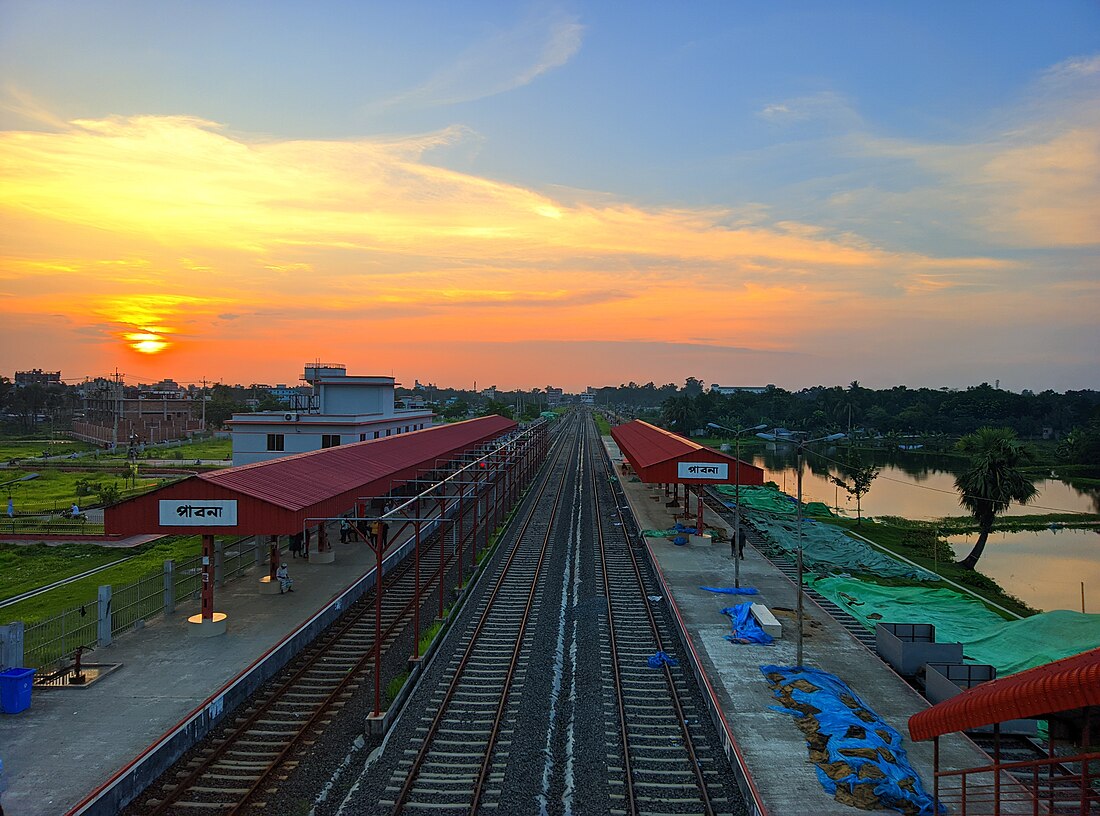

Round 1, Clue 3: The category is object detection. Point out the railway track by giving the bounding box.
[379,412,580,813]
[592,423,740,815]
[342,411,743,815]
[124,435,527,815]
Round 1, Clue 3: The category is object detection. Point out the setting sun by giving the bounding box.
[126,332,170,355]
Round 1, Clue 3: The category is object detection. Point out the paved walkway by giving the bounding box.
[604,436,995,816]
[0,533,378,816]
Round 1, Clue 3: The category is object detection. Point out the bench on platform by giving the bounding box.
[750,603,782,638]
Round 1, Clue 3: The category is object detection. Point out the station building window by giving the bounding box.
[266,433,284,451]
[360,433,367,441]
[386,429,391,436]
[374,431,380,439]
[322,434,341,448]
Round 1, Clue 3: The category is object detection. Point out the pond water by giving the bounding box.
[747,445,1100,521]
[743,445,1100,613]
[946,528,1100,614]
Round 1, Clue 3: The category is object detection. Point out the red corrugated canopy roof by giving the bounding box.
[611,420,707,469]
[202,415,515,511]
[908,646,1100,742]
[609,420,764,485]
[106,416,517,535]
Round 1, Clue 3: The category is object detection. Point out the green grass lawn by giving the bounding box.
[2,467,167,514]
[594,414,611,435]
[0,536,212,625]
[0,439,97,461]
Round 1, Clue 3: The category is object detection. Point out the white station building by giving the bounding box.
[227,365,435,466]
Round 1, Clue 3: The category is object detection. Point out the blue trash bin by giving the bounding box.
[0,667,35,714]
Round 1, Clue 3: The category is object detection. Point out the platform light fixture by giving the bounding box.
[756,431,845,667]
[706,422,766,589]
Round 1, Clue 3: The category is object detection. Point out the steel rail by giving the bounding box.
[588,423,637,815]
[141,514,457,815]
[594,416,717,816]
[389,412,579,815]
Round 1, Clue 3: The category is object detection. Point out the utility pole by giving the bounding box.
[201,377,207,432]
[112,368,122,450]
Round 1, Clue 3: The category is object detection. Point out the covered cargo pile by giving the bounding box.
[762,665,940,815]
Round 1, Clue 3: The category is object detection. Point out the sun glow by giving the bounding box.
[126,332,170,355]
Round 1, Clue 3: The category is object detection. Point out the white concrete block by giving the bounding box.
[750,603,782,638]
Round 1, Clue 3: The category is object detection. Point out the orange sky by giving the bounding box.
[1,7,1097,392]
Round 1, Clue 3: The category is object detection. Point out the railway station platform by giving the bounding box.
[0,532,379,816]
[604,436,996,816]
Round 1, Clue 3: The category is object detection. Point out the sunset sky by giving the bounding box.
[1,2,1097,392]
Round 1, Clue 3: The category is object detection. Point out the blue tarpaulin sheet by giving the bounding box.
[761,665,941,815]
[700,586,759,595]
[648,651,679,668]
[721,603,773,644]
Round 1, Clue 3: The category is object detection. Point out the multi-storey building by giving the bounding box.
[227,364,435,465]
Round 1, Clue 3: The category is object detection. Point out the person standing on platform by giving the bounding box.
[276,562,294,593]
[339,516,350,543]
[738,527,748,559]
[289,532,302,559]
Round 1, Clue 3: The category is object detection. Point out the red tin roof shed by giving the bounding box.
[105,416,517,536]
[610,420,764,486]
[908,646,1100,742]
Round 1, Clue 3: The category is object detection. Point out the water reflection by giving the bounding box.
[748,445,1100,520]
[947,528,1100,613]
[746,445,1100,614]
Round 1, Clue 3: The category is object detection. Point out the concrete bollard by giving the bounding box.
[98,585,113,647]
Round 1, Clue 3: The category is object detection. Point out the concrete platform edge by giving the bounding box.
[67,530,427,816]
[644,539,769,816]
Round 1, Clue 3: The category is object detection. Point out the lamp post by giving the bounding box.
[756,431,845,667]
[707,422,766,589]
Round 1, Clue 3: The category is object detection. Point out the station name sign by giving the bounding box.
[677,462,729,480]
[159,499,238,526]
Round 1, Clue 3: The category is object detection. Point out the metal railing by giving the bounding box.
[19,536,266,670]
[23,603,98,672]
[935,752,1100,815]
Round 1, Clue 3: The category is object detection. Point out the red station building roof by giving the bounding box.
[105,416,517,536]
[908,646,1100,741]
[610,420,764,486]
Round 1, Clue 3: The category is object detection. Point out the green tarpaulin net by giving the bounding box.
[715,484,835,516]
[749,514,938,581]
[810,575,1100,675]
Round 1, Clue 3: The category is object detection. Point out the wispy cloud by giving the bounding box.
[378,11,583,110]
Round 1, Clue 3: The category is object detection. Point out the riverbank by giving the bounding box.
[822,516,1038,618]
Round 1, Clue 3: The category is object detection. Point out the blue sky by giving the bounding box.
[0,2,1097,390]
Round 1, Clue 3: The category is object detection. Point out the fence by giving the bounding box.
[13,536,268,671]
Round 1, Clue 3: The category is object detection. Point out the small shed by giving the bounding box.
[610,420,764,487]
[610,420,764,535]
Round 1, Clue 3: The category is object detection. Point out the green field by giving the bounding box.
[2,467,168,515]
[0,439,97,461]
[0,536,210,625]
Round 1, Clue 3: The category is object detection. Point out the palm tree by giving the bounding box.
[954,427,1038,570]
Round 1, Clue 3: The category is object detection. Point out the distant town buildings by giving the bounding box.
[580,387,595,406]
[545,386,564,407]
[227,364,435,465]
[14,369,61,387]
[72,376,203,447]
[709,384,774,395]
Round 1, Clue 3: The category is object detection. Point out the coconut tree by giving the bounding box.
[954,427,1038,570]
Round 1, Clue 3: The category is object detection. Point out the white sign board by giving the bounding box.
[159,499,238,526]
[677,462,729,480]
